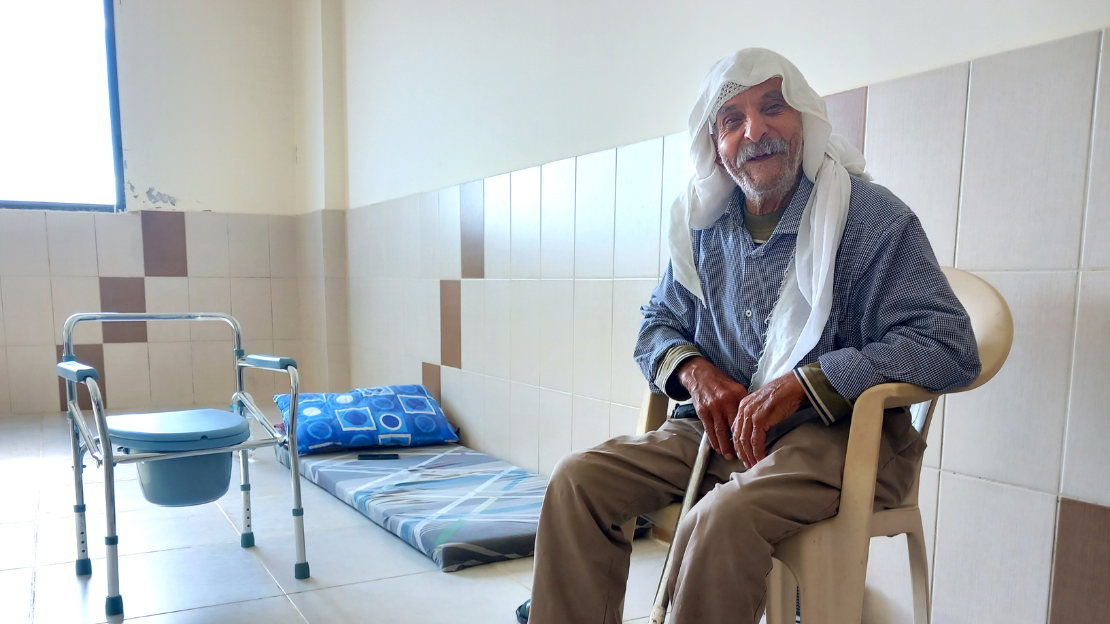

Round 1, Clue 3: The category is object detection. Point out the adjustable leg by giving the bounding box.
[68,418,92,576]
[238,449,255,547]
[289,448,309,579]
[103,456,123,619]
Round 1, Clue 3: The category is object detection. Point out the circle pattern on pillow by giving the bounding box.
[275,385,458,455]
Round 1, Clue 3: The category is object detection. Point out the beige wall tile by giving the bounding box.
[185,212,231,277]
[575,149,616,278]
[451,369,484,449]
[243,339,277,399]
[609,403,639,439]
[144,277,191,342]
[402,280,422,361]
[866,63,968,266]
[610,279,656,408]
[7,345,59,413]
[267,215,297,278]
[823,87,868,153]
[1082,31,1110,268]
[510,167,542,279]
[50,276,101,344]
[660,132,693,277]
[45,212,98,276]
[932,472,1055,624]
[0,210,50,276]
[188,278,234,342]
[2,277,55,346]
[484,376,511,458]
[94,212,145,277]
[438,186,462,280]
[1061,271,1110,505]
[147,342,194,407]
[0,348,10,415]
[227,214,271,278]
[102,343,152,410]
[538,388,572,476]
[230,278,273,341]
[0,286,5,346]
[344,207,369,280]
[483,280,512,379]
[614,138,663,279]
[460,181,485,280]
[572,395,610,452]
[509,382,540,472]
[321,210,348,279]
[395,198,420,282]
[270,278,300,341]
[957,33,1099,270]
[943,271,1076,492]
[416,279,440,366]
[539,280,574,393]
[919,466,939,568]
[484,174,511,279]
[573,280,613,401]
[862,536,915,623]
[419,192,441,280]
[509,280,541,386]
[191,341,236,406]
[324,277,348,345]
[541,157,576,279]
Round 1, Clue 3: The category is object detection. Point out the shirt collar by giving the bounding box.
[726,174,814,237]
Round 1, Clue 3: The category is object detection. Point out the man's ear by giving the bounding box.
[712,133,724,168]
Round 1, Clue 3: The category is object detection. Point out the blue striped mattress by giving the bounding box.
[276,443,546,571]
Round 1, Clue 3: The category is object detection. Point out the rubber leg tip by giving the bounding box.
[294,562,310,580]
[75,558,92,576]
[105,595,124,617]
[240,532,255,548]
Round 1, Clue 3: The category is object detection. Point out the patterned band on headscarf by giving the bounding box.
[708,81,751,132]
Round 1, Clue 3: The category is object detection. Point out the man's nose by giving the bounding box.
[743,115,768,143]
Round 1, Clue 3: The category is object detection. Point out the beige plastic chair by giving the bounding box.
[628,267,1013,624]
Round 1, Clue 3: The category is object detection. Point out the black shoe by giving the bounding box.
[515,599,530,623]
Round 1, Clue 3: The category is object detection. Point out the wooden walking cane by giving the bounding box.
[649,431,713,624]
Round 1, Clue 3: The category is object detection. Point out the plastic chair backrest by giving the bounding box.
[940,267,1014,391]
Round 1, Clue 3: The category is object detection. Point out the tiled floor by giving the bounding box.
[0,411,668,623]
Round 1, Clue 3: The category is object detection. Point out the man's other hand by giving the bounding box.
[676,356,748,460]
[733,372,807,468]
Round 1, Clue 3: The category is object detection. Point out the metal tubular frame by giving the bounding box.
[60,312,309,621]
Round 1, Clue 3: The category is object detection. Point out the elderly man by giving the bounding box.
[516,49,980,624]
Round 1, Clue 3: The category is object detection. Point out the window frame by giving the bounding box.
[0,0,125,213]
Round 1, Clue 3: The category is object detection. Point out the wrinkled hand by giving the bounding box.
[676,356,748,461]
[733,373,807,468]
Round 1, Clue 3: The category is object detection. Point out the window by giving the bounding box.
[0,0,124,211]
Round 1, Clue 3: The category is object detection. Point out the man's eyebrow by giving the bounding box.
[717,103,738,117]
[762,90,787,103]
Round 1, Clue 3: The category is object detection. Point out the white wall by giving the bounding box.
[345,0,1110,208]
[114,0,296,214]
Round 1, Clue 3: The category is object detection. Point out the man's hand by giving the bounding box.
[733,372,807,468]
[676,356,748,460]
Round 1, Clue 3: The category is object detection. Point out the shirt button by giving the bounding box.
[745,310,753,318]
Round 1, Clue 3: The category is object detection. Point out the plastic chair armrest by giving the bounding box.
[244,354,298,370]
[57,361,100,383]
[638,389,670,434]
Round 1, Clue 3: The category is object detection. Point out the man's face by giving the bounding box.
[713,77,804,199]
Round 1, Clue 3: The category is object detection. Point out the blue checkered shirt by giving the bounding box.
[635,175,981,419]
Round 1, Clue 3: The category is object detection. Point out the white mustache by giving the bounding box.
[735,138,789,166]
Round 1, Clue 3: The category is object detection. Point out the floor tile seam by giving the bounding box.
[115,595,303,624]
[279,568,439,597]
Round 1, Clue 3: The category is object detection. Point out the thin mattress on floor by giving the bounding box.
[276,443,546,571]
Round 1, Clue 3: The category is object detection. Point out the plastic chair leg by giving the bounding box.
[906,527,932,623]
[766,560,798,624]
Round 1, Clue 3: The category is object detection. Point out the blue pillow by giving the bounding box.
[274,385,459,455]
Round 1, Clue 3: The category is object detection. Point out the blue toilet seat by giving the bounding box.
[107,409,250,452]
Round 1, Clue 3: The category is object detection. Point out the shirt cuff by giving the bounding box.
[794,361,854,425]
[655,344,702,401]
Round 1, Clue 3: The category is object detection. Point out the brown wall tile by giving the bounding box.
[99,277,148,343]
[824,86,867,153]
[1050,497,1110,623]
[141,211,188,277]
[57,344,106,411]
[422,362,441,404]
[440,280,462,368]
[460,180,485,279]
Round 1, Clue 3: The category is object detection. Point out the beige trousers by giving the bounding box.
[529,408,925,624]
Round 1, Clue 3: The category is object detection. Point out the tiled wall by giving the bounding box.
[0,208,348,416]
[347,29,1110,623]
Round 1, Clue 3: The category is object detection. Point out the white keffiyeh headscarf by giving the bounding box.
[668,48,870,390]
